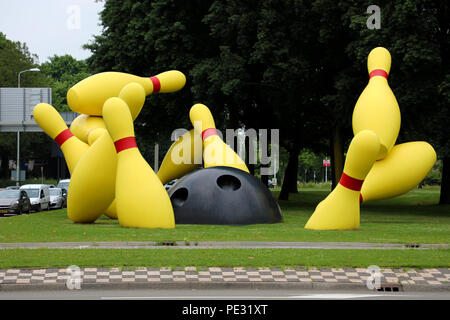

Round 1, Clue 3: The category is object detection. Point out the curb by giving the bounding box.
[0,241,448,250]
[1,281,449,292]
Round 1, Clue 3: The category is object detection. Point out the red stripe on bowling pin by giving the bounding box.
[369,69,388,79]
[201,128,218,141]
[339,172,364,192]
[149,76,161,93]
[54,129,74,147]
[114,136,137,153]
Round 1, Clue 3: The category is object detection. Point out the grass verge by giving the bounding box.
[0,187,448,244]
[0,248,448,269]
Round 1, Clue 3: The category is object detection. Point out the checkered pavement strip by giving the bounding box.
[0,267,449,286]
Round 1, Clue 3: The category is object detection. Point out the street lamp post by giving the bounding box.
[16,68,40,186]
[18,68,40,88]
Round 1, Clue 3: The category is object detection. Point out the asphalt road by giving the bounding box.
[0,214,17,218]
[0,288,449,300]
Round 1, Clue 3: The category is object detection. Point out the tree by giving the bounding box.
[40,55,91,111]
[84,0,215,162]
[0,32,51,179]
[299,149,322,182]
[193,0,337,200]
[342,0,450,204]
[0,32,48,87]
[83,0,449,204]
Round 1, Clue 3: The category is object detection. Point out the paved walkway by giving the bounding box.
[1,267,449,291]
[0,241,448,250]
[1,241,448,291]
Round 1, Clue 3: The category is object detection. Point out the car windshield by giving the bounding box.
[23,189,39,198]
[57,182,69,189]
[50,189,61,196]
[0,190,20,199]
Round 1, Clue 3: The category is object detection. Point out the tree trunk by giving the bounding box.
[248,163,255,176]
[261,174,269,187]
[245,137,255,175]
[439,156,450,205]
[330,126,344,189]
[0,153,9,179]
[288,152,299,193]
[278,147,300,200]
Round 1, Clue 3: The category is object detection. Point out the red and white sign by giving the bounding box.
[323,160,331,167]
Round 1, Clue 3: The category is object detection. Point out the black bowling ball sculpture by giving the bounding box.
[157,104,283,226]
[169,167,282,225]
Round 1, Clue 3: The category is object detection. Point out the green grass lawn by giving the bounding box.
[0,186,448,244]
[1,248,448,269]
[0,186,448,269]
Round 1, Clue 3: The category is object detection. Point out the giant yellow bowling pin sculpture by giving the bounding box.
[70,114,106,144]
[33,103,89,174]
[102,96,175,229]
[67,127,117,223]
[67,70,186,116]
[67,82,149,222]
[305,47,436,230]
[157,129,203,185]
[69,114,119,219]
[189,104,249,173]
[305,131,380,230]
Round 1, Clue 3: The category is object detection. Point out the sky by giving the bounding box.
[0,0,104,63]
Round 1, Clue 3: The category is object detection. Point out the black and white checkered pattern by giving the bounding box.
[0,267,449,286]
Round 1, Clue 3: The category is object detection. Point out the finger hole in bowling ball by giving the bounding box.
[216,175,241,191]
[171,188,188,207]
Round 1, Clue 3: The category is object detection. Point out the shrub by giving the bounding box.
[422,170,441,186]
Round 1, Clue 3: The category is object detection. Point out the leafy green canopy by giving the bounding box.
[40,55,91,111]
[0,32,47,87]
[82,0,448,197]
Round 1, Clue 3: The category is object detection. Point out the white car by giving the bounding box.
[19,184,50,212]
[49,187,66,209]
[57,179,70,193]
[164,179,178,191]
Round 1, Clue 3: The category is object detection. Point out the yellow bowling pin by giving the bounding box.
[33,103,89,174]
[189,104,249,173]
[68,82,147,220]
[70,83,145,144]
[305,130,380,230]
[352,47,401,160]
[67,70,186,116]
[360,142,436,202]
[67,128,117,223]
[70,114,106,144]
[104,200,117,219]
[102,97,175,229]
[100,82,147,219]
[157,129,202,185]
[70,117,118,219]
[118,82,147,120]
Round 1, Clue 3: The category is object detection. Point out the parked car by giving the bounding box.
[49,187,66,209]
[57,179,70,193]
[164,179,177,191]
[61,188,67,208]
[5,186,20,190]
[19,184,50,212]
[0,189,31,216]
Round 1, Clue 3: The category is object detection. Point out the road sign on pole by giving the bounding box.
[323,160,330,183]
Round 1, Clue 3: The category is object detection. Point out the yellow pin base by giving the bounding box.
[304,185,360,230]
[157,129,202,185]
[104,199,118,219]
